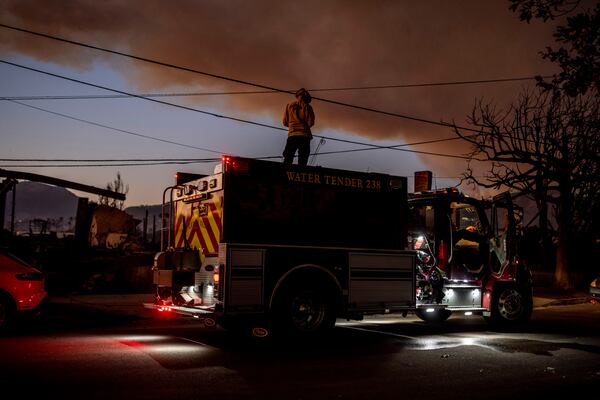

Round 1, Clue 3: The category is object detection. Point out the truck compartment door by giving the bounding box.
[349,252,415,312]
[226,247,265,312]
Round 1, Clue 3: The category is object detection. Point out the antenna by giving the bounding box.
[309,138,327,166]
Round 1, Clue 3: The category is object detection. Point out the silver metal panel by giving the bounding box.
[194,270,211,286]
[443,287,482,308]
[228,248,265,307]
[349,253,413,270]
[349,252,414,307]
[230,280,263,306]
[350,281,414,304]
[231,249,264,266]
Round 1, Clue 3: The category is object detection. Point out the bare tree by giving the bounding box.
[509,0,600,96]
[98,172,129,210]
[456,89,600,289]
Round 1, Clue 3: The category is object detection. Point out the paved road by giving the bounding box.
[0,295,598,400]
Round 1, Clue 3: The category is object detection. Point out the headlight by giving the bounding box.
[591,279,598,288]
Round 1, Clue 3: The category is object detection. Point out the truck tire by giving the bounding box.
[415,309,452,323]
[274,285,336,337]
[485,284,532,328]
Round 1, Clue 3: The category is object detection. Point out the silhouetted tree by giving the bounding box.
[509,0,600,96]
[456,89,600,289]
[98,172,129,210]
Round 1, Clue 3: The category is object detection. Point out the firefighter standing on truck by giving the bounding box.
[282,88,315,166]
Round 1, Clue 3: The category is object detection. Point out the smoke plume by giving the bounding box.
[0,0,556,174]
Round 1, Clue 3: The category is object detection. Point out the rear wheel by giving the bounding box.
[274,285,336,337]
[415,308,452,322]
[486,284,532,327]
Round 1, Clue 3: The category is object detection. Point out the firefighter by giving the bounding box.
[282,88,315,166]
[453,225,484,273]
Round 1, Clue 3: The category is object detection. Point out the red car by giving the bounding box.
[0,250,48,330]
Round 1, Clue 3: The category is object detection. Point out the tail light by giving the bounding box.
[213,266,221,298]
[222,155,249,173]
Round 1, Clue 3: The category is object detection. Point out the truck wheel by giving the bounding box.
[415,309,452,322]
[274,286,336,336]
[486,284,532,327]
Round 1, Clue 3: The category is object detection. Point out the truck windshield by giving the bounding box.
[407,204,435,249]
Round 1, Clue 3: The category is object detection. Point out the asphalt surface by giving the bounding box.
[46,287,593,322]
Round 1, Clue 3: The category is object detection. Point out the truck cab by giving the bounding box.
[408,188,533,326]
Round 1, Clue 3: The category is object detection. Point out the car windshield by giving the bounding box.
[0,250,30,268]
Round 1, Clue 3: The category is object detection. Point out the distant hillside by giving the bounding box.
[124,204,163,222]
[2,182,164,233]
[5,181,79,220]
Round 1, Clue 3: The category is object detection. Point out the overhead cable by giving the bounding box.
[0,23,486,133]
[2,75,551,101]
[3,98,224,154]
[0,157,219,162]
[6,95,473,151]
[0,60,475,159]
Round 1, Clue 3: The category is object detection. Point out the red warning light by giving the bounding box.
[222,155,249,173]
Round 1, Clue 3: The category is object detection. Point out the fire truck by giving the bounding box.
[148,155,419,336]
[408,188,533,325]
[146,156,532,336]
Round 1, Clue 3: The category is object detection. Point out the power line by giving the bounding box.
[3,92,474,163]
[314,146,474,160]
[308,76,551,91]
[0,60,287,132]
[1,76,551,101]
[0,161,218,167]
[0,23,295,94]
[0,158,481,181]
[0,60,475,160]
[0,23,486,133]
[4,92,274,100]
[0,157,472,178]
[0,157,219,162]
[8,91,473,150]
[3,98,224,154]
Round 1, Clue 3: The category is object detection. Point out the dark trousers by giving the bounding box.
[283,136,311,166]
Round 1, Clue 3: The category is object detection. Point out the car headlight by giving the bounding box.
[591,279,598,288]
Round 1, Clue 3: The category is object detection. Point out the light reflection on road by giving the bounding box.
[337,318,600,355]
[116,334,217,355]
